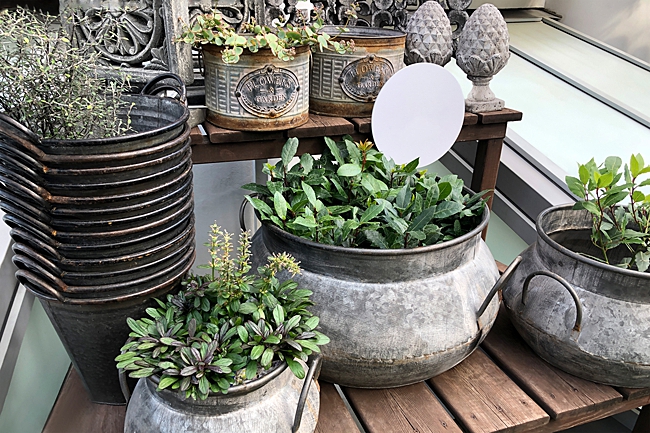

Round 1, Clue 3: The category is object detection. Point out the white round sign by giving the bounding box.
[371,63,465,166]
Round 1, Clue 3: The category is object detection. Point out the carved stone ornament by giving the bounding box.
[62,0,194,84]
[455,3,510,113]
[405,1,452,66]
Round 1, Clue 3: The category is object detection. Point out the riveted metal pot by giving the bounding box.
[123,356,322,433]
[310,26,405,117]
[501,204,650,388]
[202,45,310,131]
[247,206,517,388]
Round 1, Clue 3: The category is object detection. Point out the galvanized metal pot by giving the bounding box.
[502,204,650,388]
[123,356,322,433]
[202,45,310,131]
[310,26,405,117]
[248,207,514,388]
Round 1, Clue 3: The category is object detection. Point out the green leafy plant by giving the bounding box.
[116,224,329,400]
[242,137,488,249]
[566,154,650,271]
[0,7,132,140]
[177,7,355,64]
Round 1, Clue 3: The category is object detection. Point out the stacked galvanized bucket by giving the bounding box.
[0,75,196,404]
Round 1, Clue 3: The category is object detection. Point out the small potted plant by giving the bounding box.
[177,10,353,131]
[118,224,328,432]
[241,137,516,388]
[501,154,650,388]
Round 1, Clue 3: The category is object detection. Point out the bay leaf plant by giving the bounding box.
[0,7,132,140]
[242,137,488,249]
[566,154,650,271]
[116,224,328,400]
[177,6,356,64]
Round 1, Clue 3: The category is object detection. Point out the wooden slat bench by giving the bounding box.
[43,310,650,433]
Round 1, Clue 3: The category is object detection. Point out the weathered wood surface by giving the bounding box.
[429,349,550,433]
[43,368,125,433]
[42,309,649,433]
[344,382,461,433]
[477,108,523,125]
[287,114,355,138]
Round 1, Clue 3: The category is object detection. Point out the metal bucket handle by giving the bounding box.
[292,353,323,433]
[476,256,522,324]
[0,113,46,159]
[15,270,65,302]
[522,270,583,333]
[12,254,67,292]
[239,196,252,232]
[141,73,187,104]
[119,369,131,403]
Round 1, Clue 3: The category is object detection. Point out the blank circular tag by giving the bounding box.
[371,63,465,166]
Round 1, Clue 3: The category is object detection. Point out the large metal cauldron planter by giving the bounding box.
[202,45,310,131]
[0,74,196,404]
[249,207,517,388]
[123,357,322,433]
[310,26,405,117]
[502,204,650,388]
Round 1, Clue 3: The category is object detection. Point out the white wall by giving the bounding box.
[545,0,650,63]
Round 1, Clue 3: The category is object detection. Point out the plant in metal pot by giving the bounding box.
[239,137,514,389]
[176,9,355,131]
[565,154,650,271]
[499,154,650,388]
[118,224,327,432]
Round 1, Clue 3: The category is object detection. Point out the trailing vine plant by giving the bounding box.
[566,154,650,271]
[116,224,328,400]
[0,7,132,140]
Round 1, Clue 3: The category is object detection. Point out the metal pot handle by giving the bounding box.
[476,256,522,323]
[141,73,187,104]
[15,270,65,302]
[522,270,583,333]
[0,113,45,159]
[239,194,260,232]
[119,369,131,404]
[292,353,323,433]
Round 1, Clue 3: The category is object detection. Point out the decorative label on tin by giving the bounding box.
[339,55,395,102]
[235,65,300,118]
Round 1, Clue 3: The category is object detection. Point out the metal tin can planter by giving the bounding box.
[202,45,310,131]
[249,208,514,388]
[310,26,405,117]
[501,204,650,388]
[123,357,322,433]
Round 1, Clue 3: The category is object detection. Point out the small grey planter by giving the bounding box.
[502,204,650,388]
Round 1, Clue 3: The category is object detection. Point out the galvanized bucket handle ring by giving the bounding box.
[476,255,522,321]
[292,353,323,433]
[522,270,583,333]
[141,73,187,104]
[239,194,260,232]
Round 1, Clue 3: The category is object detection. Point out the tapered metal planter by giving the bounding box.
[203,45,310,131]
[502,204,650,388]
[0,74,197,404]
[310,26,405,117]
[250,208,508,388]
[124,358,321,433]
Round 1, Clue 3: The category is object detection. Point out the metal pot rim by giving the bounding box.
[537,204,650,279]
[265,205,489,256]
[202,44,311,57]
[319,25,406,40]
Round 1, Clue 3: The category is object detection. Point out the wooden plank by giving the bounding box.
[464,112,479,126]
[482,312,623,423]
[350,117,372,134]
[429,350,549,433]
[343,382,462,433]
[43,367,125,433]
[477,109,522,125]
[616,387,650,400]
[456,123,507,142]
[203,121,284,144]
[189,126,209,145]
[287,114,355,138]
[315,382,361,433]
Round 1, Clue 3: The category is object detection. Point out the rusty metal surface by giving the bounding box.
[310,26,405,117]
[502,204,650,388]
[203,45,310,131]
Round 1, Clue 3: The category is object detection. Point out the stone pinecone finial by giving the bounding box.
[405,1,453,66]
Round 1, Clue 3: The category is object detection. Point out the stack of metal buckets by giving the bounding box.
[0,75,196,404]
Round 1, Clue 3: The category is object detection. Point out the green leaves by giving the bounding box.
[243,137,486,249]
[569,155,650,272]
